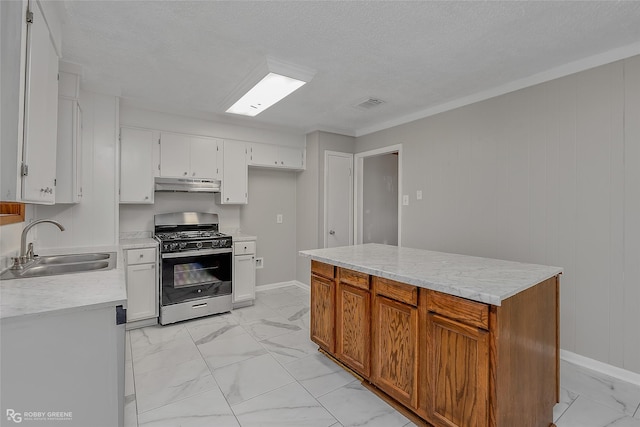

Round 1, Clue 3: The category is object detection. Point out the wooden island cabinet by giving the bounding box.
[305,245,561,427]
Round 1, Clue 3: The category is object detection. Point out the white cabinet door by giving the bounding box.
[160,132,190,177]
[120,128,155,203]
[190,136,221,179]
[126,263,157,322]
[248,143,305,170]
[248,143,278,167]
[234,254,256,304]
[219,141,248,204]
[56,98,82,203]
[21,2,59,204]
[279,146,304,169]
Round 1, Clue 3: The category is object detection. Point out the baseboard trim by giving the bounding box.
[256,280,310,293]
[560,349,640,387]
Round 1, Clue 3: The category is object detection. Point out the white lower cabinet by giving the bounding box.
[1,305,125,427]
[233,240,256,307]
[124,247,158,327]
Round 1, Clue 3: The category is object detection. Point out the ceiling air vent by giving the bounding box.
[354,97,386,111]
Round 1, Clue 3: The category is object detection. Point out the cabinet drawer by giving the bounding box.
[373,277,418,306]
[234,241,256,255]
[425,289,489,330]
[126,248,157,265]
[339,268,370,290]
[311,261,335,279]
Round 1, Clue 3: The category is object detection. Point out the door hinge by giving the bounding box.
[21,163,29,176]
[26,10,33,23]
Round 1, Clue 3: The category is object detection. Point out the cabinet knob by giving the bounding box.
[144,196,149,200]
[329,230,335,235]
[139,254,144,258]
[184,172,188,176]
[274,161,278,164]
[281,161,284,165]
[192,172,196,176]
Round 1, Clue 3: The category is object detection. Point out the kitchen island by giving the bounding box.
[300,244,562,427]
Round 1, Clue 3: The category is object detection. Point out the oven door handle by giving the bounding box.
[161,248,232,259]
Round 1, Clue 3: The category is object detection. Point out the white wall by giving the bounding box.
[241,169,297,286]
[362,153,398,245]
[34,91,119,249]
[355,56,640,374]
[295,131,355,284]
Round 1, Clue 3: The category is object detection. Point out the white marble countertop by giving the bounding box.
[228,233,257,242]
[119,237,159,249]
[299,244,563,306]
[0,245,127,322]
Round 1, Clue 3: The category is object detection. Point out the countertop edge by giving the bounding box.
[300,247,563,306]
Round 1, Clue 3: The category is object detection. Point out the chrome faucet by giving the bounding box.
[13,219,65,268]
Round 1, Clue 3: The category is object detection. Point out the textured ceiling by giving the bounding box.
[58,1,640,136]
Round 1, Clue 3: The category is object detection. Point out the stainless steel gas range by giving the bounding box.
[154,212,232,325]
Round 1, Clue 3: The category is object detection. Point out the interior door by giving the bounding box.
[324,151,353,248]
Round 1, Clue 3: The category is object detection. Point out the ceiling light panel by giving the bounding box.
[226,72,306,117]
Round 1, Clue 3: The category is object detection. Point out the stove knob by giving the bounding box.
[170,242,179,250]
[163,244,169,251]
[179,242,187,249]
[196,241,203,249]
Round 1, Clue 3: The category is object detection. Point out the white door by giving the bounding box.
[324,151,353,248]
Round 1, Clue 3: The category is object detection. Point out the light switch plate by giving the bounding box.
[255,257,264,269]
[417,190,422,200]
[402,195,409,206]
[276,214,283,224]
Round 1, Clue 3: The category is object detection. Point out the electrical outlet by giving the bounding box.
[402,195,409,206]
[276,214,283,224]
[416,190,422,200]
[255,257,264,269]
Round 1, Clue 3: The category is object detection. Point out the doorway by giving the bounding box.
[324,151,354,248]
[354,145,402,246]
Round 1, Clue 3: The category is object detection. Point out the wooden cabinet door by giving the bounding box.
[336,282,370,377]
[310,274,335,353]
[427,312,489,427]
[372,295,419,409]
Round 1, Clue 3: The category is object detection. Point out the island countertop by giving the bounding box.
[299,243,562,305]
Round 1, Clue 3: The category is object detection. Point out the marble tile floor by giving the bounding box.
[124,285,640,427]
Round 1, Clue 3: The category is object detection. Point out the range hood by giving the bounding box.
[154,177,221,193]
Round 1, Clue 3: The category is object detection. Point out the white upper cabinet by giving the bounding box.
[21,1,60,204]
[120,127,155,204]
[217,141,248,204]
[159,132,221,180]
[55,70,82,204]
[248,142,305,170]
[55,97,82,203]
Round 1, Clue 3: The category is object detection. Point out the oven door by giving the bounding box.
[160,248,232,306]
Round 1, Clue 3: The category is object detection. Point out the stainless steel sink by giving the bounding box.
[0,252,117,280]
[37,253,111,265]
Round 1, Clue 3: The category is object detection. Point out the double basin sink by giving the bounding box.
[0,252,117,280]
